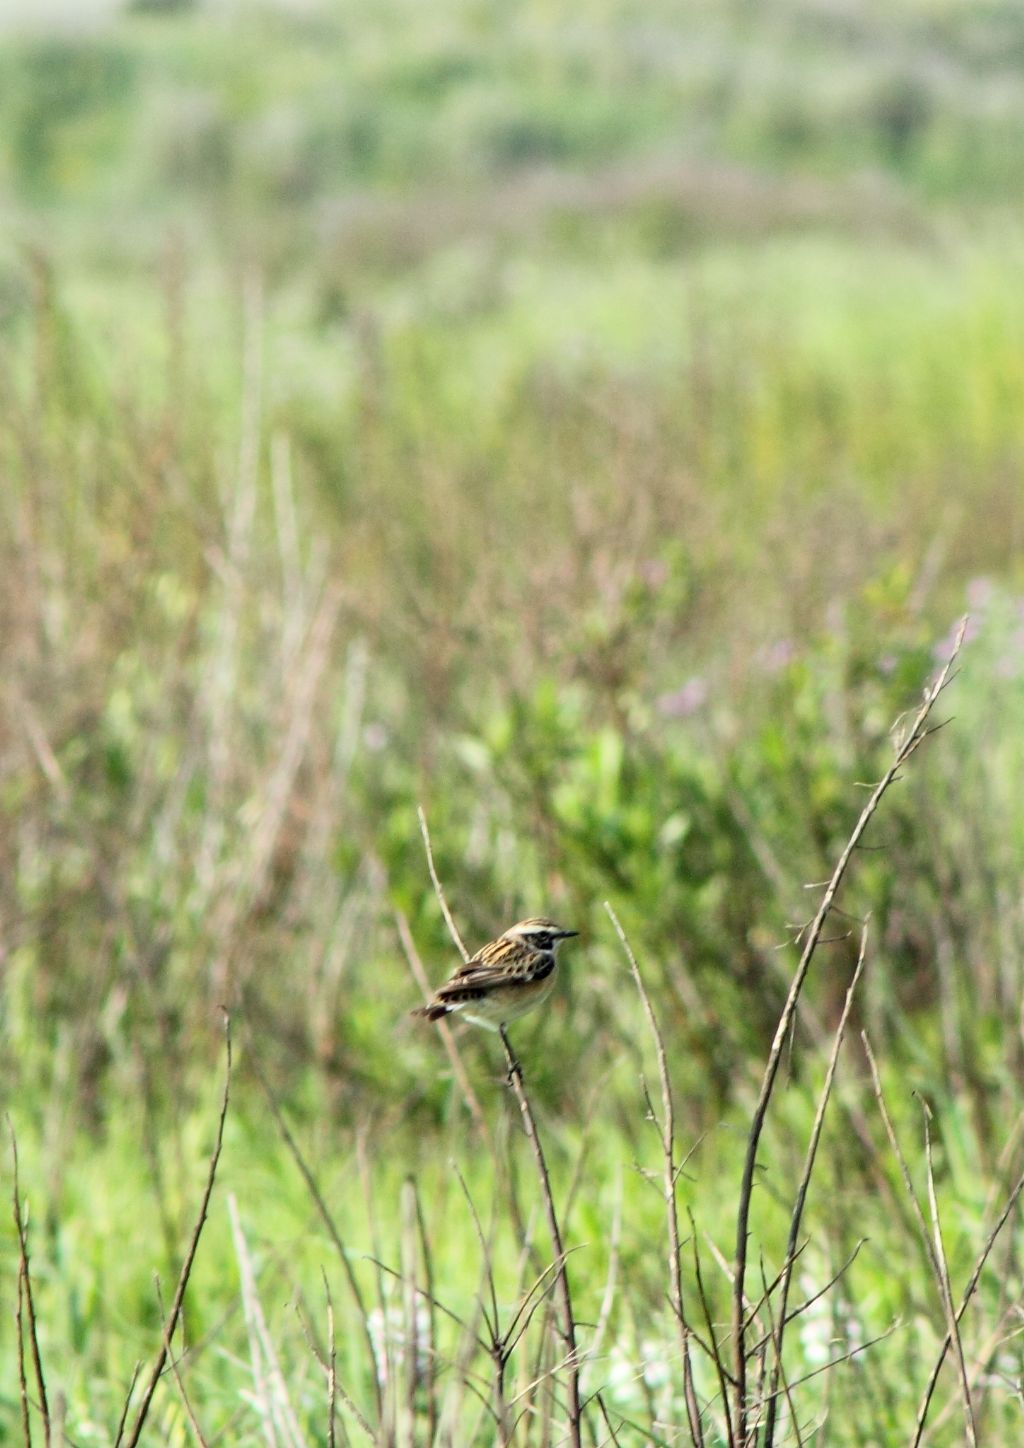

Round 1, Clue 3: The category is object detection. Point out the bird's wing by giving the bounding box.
[443,939,552,992]
[452,936,516,976]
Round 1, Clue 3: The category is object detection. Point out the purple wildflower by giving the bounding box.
[966,576,995,611]
[757,639,796,673]
[657,677,708,718]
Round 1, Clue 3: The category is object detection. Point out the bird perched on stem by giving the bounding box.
[413,918,578,1033]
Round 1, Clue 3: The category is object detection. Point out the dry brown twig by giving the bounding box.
[731,619,967,1446]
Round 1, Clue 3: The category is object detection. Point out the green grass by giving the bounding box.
[5,0,1024,1442]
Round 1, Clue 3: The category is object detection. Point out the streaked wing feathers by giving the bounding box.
[454,936,521,975]
[444,939,553,994]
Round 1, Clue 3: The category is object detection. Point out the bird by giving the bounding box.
[413,917,578,1033]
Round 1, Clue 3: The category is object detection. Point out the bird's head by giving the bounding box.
[504,918,579,953]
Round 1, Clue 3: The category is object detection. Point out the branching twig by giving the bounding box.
[500,1026,584,1448]
[747,1242,866,1362]
[731,620,966,1445]
[760,1256,803,1448]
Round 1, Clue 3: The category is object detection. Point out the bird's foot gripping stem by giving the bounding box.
[499,1027,523,1085]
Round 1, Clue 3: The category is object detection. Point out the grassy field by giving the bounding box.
[5,2,1024,1444]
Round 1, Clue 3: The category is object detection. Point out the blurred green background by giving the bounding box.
[4,0,1024,1442]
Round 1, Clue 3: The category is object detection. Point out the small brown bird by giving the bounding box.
[413,917,578,1031]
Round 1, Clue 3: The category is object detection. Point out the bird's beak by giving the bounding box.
[559,929,580,939]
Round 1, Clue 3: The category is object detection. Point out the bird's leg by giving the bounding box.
[499,1026,522,1084]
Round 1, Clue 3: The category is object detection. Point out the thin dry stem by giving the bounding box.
[921,1103,977,1445]
[112,1364,142,1448]
[688,1211,734,1448]
[759,1321,900,1402]
[763,923,869,1448]
[396,908,489,1138]
[417,805,469,962]
[913,1161,1024,1445]
[121,1014,232,1448]
[156,1277,211,1448]
[297,1285,374,1444]
[9,1124,50,1448]
[747,1243,866,1362]
[15,1265,32,1448]
[759,1257,804,1448]
[863,1033,977,1447]
[501,1026,584,1448]
[731,619,966,1446]
[325,1280,338,1448]
[595,1391,626,1447]
[862,1033,941,1272]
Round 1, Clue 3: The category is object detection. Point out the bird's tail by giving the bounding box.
[412,1003,450,1022]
